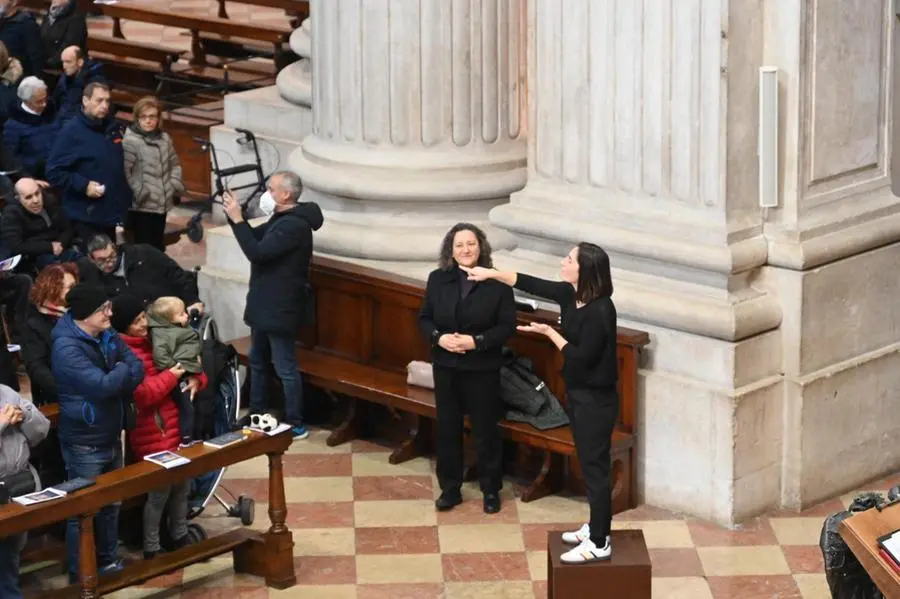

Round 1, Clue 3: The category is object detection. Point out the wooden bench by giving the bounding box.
[4,427,296,599]
[216,0,310,28]
[229,257,649,512]
[98,2,292,70]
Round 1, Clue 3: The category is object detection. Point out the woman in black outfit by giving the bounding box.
[418,223,516,514]
[462,242,617,563]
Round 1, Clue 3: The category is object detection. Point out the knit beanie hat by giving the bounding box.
[66,284,108,320]
[110,294,146,333]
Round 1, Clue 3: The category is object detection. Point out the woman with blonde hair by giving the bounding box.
[0,40,22,123]
[123,96,184,251]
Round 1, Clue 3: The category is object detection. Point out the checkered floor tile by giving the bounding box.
[23,426,897,598]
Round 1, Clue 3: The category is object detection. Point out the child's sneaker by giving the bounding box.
[291,425,309,440]
[178,437,195,449]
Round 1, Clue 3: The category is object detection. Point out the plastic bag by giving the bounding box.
[819,492,886,599]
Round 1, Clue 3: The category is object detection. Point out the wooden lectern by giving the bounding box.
[547,529,652,598]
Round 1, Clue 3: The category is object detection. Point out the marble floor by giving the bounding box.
[23,425,897,599]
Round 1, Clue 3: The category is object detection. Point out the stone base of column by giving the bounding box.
[290,138,525,261]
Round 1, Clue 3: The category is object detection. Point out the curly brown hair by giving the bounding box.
[30,263,79,307]
[438,223,493,271]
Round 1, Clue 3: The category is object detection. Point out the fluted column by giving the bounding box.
[276,19,311,107]
[490,0,780,342]
[291,0,526,261]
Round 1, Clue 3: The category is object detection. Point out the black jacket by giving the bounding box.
[76,243,200,306]
[0,11,42,77]
[230,203,324,333]
[418,266,517,371]
[21,305,59,406]
[39,1,87,70]
[1,199,75,258]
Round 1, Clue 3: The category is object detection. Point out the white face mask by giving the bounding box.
[258,191,275,216]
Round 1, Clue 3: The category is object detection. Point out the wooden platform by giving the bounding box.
[547,530,651,599]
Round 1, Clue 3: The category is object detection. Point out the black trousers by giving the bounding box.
[433,365,503,495]
[568,387,619,543]
[71,220,117,252]
[126,211,167,252]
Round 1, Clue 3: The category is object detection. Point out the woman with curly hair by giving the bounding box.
[417,223,517,515]
[21,262,78,406]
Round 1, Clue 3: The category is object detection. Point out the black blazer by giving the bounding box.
[418,266,517,371]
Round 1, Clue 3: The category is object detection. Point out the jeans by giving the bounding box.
[35,248,82,269]
[0,533,25,599]
[249,329,303,426]
[61,443,122,578]
[143,480,189,552]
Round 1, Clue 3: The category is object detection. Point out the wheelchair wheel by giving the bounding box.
[238,496,255,526]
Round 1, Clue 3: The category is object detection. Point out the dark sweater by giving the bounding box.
[514,273,618,390]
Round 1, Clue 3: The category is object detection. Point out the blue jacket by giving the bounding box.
[51,313,144,447]
[46,112,133,226]
[54,60,103,125]
[3,101,61,179]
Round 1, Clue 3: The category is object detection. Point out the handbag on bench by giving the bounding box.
[406,361,434,389]
[0,469,36,505]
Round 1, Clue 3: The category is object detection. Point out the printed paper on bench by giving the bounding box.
[0,255,20,272]
[13,487,66,506]
[249,423,291,436]
[144,451,191,469]
[881,529,900,564]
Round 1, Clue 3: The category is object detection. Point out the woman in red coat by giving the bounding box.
[111,294,207,559]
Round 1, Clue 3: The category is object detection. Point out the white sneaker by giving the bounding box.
[560,536,611,564]
[561,523,590,545]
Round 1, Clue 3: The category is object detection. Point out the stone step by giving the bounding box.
[222,85,311,142]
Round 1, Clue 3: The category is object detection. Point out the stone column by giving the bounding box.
[489,0,900,524]
[276,19,311,108]
[291,0,526,261]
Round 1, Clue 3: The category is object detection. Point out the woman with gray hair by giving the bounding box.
[3,75,60,180]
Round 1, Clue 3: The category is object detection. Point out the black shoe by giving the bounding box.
[143,549,165,560]
[171,534,191,550]
[483,492,501,514]
[435,490,462,512]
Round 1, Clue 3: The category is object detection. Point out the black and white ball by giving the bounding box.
[250,413,278,433]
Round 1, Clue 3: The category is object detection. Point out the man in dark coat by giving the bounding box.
[4,76,62,181]
[76,233,202,310]
[0,0,41,77]
[1,177,77,271]
[223,171,323,438]
[46,81,131,246]
[53,45,103,125]
[40,0,87,71]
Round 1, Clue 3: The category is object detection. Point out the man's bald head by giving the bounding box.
[15,178,43,215]
[61,45,83,76]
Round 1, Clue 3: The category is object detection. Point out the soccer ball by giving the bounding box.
[250,413,278,433]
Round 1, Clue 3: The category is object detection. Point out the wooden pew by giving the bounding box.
[4,428,296,599]
[216,0,310,28]
[97,2,293,71]
[230,257,650,512]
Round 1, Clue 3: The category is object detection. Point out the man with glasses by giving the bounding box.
[51,283,144,584]
[76,233,202,313]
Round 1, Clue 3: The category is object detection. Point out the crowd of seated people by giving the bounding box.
[0,4,206,595]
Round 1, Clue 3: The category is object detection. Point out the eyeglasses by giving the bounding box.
[93,301,112,316]
[91,251,117,265]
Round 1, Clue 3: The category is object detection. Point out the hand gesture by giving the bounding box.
[438,334,465,354]
[517,322,552,336]
[0,404,17,426]
[169,363,186,379]
[453,333,476,351]
[458,265,494,282]
[86,181,104,198]
[185,377,201,401]
[222,190,243,223]
[9,407,23,426]
[51,241,63,256]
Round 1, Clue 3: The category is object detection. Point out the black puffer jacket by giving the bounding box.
[76,243,200,306]
[229,203,324,333]
[39,0,87,70]
[21,305,59,406]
